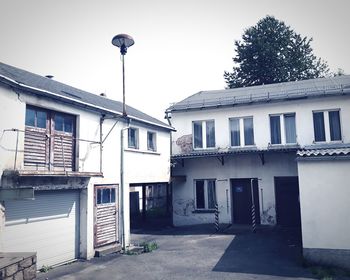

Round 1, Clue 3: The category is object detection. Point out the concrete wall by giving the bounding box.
[298,159,350,269]
[172,152,297,226]
[0,85,171,258]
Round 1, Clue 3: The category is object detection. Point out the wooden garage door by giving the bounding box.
[1,190,80,268]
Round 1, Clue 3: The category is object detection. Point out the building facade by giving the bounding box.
[166,76,350,268]
[0,62,172,268]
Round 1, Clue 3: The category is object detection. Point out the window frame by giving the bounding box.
[147,131,157,152]
[269,113,297,145]
[229,116,255,147]
[194,179,217,210]
[192,120,216,149]
[128,127,139,149]
[24,105,76,171]
[313,109,342,143]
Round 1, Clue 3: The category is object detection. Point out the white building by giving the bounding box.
[0,62,173,268]
[166,75,350,269]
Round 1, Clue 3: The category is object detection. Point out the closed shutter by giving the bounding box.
[53,132,74,171]
[24,127,49,168]
[1,191,80,268]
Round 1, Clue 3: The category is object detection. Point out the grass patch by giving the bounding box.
[39,265,53,273]
[309,265,350,280]
[140,241,158,253]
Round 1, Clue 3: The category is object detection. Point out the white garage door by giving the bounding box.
[1,190,80,268]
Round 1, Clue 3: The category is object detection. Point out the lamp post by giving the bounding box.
[112,34,135,116]
[112,34,134,250]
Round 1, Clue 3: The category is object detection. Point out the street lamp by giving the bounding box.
[112,34,134,251]
[112,34,135,116]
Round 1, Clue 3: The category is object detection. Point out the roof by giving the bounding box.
[171,145,299,160]
[0,62,173,131]
[167,75,350,112]
[297,143,350,157]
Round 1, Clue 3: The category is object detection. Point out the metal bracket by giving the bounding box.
[216,156,224,166]
[258,153,265,165]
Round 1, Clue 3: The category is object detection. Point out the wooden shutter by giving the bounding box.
[53,132,74,171]
[24,127,49,169]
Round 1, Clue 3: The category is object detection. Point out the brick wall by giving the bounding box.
[0,253,36,280]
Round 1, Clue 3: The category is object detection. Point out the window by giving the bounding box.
[195,179,216,209]
[230,117,255,147]
[128,127,139,149]
[24,106,76,171]
[270,113,296,144]
[96,187,116,205]
[313,110,342,142]
[193,120,215,149]
[147,131,156,151]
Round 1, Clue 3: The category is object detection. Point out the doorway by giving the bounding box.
[231,178,260,225]
[275,177,301,227]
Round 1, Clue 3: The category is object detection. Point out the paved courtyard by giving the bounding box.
[38,225,316,280]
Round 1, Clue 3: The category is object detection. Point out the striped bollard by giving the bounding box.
[214,203,219,232]
[251,203,256,233]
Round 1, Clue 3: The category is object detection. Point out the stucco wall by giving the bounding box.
[298,160,350,250]
[170,95,350,155]
[0,85,171,257]
[172,152,297,226]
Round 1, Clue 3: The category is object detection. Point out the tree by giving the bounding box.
[224,16,329,88]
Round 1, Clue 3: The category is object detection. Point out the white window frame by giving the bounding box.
[128,127,139,149]
[147,131,157,151]
[313,109,342,143]
[192,120,216,149]
[229,116,255,147]
[194,179,217,210]
[269,113,297,145]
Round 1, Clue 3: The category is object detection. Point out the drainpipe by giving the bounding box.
[120,118,130,251]
[99,116,104,174]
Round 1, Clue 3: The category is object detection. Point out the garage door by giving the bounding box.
[1,190,80,268]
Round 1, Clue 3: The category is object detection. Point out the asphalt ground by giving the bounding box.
[37,224,317,280]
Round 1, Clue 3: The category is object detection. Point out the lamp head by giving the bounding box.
[112,34,135,55]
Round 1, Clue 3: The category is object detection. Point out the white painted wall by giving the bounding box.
[0,85,171,257]
[171,96,350,155]
[298,160,350,250]
[170,95,350,227]
[172,152,297,226]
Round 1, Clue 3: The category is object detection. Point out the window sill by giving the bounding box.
[124,148,160,155]
[192,209,218,214]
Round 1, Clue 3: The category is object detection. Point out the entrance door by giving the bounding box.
[275,177,301,227]
[94,185,118,248]
[231,179,260,225]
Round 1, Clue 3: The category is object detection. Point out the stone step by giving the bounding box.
[94,243,122,257]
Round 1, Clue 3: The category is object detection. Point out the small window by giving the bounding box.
[25,107,47,129]
[147,131,156,151]
[97,187,116,205]
[128,127,139,149]
[193,120,215,149]
[313,110,342,142]
[230,117,254,147]
[55,115,64,131]
[195,179,216,210]
[55,114,74,133]
[270,113,296,145]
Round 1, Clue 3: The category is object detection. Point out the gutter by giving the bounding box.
[0,74,175,131]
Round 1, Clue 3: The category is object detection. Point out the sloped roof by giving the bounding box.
[167,75,350,112]
[297,144,350,157]
[0,62,173,130]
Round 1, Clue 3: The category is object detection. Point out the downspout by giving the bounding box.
[99,115,105,174]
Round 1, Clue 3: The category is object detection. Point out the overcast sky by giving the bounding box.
[1,0,349,121]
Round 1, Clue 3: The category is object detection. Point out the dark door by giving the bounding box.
[275,177,301,227]
[231,179,260,225]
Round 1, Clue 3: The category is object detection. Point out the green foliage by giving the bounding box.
[224,16,330,88]
[39,265,53,273]
[140,241,158,253]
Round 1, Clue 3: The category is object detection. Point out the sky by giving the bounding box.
[1,0,350,121]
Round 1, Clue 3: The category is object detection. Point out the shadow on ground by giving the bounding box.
[213,226,310,278]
